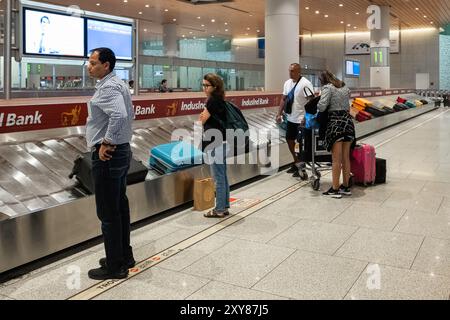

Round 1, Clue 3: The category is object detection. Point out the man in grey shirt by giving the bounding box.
[86,47,135,280]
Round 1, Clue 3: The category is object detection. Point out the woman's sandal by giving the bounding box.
[204,210,228,218]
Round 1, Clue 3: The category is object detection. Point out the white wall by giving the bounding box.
[302,29,440,89]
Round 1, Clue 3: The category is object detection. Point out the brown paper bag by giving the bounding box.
[193,178,215,211]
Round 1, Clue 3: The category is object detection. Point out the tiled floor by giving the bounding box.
[1,108,450,300]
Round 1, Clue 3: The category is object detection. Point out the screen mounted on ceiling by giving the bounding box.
[23,8,85,57]
[87,19,133,60]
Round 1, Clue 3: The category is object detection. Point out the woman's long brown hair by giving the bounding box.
[204,73,225,100]
[319,70,345,88]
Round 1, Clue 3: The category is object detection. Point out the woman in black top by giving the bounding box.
[199,73,230,218]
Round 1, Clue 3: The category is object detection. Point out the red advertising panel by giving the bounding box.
[0,94,282,134]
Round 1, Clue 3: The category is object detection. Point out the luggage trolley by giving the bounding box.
[296,127,332,191]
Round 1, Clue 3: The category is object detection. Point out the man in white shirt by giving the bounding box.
[276,63,314,178]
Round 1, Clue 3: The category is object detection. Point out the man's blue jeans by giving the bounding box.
[210,144,230,212]
[92,143,134,272]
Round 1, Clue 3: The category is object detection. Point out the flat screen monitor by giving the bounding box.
[23,8,85,57]
[346,60,360,77]
[87,19,133,60]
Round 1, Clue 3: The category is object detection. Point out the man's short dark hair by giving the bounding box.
[90,47,116,72]
[161,79,167,84]
[40,16,50,24]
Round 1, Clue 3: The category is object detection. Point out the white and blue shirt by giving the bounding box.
[86,72,134,148]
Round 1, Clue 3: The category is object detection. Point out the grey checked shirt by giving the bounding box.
[317,84,351,113]
[86,72,134,148]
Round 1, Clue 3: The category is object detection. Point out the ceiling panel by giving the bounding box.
[33,0,450,39]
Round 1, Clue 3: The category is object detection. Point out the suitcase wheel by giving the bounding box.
[311,178,320,191]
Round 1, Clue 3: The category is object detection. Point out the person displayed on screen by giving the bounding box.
[36,15,59,54]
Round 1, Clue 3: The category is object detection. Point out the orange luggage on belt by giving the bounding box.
[353,98,373,108]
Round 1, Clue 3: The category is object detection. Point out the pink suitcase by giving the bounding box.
[351,144,376,185]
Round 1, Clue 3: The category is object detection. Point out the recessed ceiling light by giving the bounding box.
[339,4,343,7]
[193,36,196,39]
[189,31,193,34]
[430,21,434,24]
[138,11,142,15]
[424,15,427,18]
[144,28,147,32]
[145,4,150,8]
[246,27,250,30]
[201,24,205,27]
[211,35,215,38]
[305,7,309,10]
[173,18,177,21]
[164,9,168,12]
[324,15,329,18]
[211,19,215,22]
[197,16,201,19]
[415,8,419,10]
[182,34,185,37]
[340,21,344,24]
[347,24,351,27]
[249,14,253,17]
[224,22,228,25]
[123,0,127,3]
[96,3,100,6]
[256,29,260,32]
[356,12,359,15]
[225,29,228,32]
[354,26,357,29]
[315,10,320,14]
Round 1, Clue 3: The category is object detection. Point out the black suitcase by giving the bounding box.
[296,127,332,163]
[419,99,429,105]
[393,103,407,112]
[381,106,395,114]
[69,152,148,194]
[375,157,386,184]
[365,106,387,117]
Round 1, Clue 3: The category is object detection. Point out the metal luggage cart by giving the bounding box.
[295,126,332,191]
[307,128,332,191]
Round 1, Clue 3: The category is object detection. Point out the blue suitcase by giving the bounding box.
[149,141,203,174]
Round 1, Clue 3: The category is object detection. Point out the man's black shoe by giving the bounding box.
[99,257,136,270]
[88,267,128,280]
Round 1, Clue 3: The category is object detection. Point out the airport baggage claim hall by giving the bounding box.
[0,0,450,302]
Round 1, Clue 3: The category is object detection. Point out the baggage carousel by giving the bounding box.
[0,93,439,273]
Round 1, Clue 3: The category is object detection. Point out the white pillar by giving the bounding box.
[370,6,390,89]
[163,23,178,57]
[265,0,299,91]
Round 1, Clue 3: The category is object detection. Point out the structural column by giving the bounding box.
[163,23,178,57]
[265,0,299,91]
[370,5,390,89]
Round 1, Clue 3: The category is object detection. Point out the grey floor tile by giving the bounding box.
[345,264,450,300]
[187,280,288,300]
[345,187,394,206]
[215,213,301,244]
[394,209,450,240]
[89,224,181,254]
[268,220,357,255]
[182,239,294,288]
[421,181,450,197]
[158,209,230,232]
[267,197,353,222]
[382,192,443,213]
[412,237,450,278]
[374,179,427,195]
[0,251,104,300]
[133,228,199,263]
[253,250,366,300]
[332,203,406,231]
[94,267,210,300]
[157,235,234,272]
[335,228,424,269]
